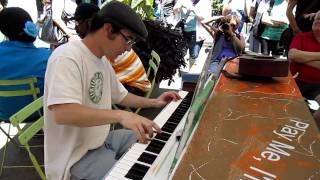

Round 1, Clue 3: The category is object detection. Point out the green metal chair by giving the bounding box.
[0,77,40,175]
[112,50,161,112]
[135,50,161,114]
[111,50,161,130]
[10,96,46,180]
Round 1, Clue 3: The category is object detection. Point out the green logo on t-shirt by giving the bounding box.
[89,72,103,103]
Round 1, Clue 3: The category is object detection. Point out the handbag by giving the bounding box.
[252,12,265,37]
[39,1,68,45]
[174,10,191,33]
[39,10,68,45]
[251,0,275,37]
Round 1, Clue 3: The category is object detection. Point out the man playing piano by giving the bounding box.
[43,1,180,180]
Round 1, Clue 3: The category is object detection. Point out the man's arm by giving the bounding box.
[306,61,320,69]
[119,91,181,109]
[286,0,300,33]
[288,48,320,63]
[49,103,161,143]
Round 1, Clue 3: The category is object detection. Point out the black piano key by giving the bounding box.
[163,121,177,129]
[125,172,144,180]
[146,139,166,154]
[162,123,177,133]
[128,163,149,175]
[173,110,186,116]
[137,152,157,164]
[145,145,162,154]
[149,139,166,148]
[167,119,180,124]
[131,163,150,173]
[125,163,150,180]
[154,132,171,141]
[172,111,185,116]
[168,116,181,121]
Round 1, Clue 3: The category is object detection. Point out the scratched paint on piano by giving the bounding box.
[172,60,320,180]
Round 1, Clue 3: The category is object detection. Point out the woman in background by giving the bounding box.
[0,7,52,120]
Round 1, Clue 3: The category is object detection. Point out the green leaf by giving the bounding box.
[131,0,143,8]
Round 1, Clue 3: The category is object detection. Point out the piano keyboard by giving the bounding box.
[105,91,193,180]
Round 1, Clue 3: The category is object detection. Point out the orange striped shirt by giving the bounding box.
[110,49,151,92]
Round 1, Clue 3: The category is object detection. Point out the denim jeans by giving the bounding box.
[183,31,204,59]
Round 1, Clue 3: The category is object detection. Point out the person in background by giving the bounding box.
[287,0,320,34]
[203,14,245,78]
[51,0,78,41]
[72,3,151,96]
[0,7,52,121]
[173,0,212,66]
[283,0,320,55]
[248,0,269,53]
[222,0,252,32]
[288,11,320,100]
[154,0,177,25]
[44,1,180,179]
[260,0,288,56]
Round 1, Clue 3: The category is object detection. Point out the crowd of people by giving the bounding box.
[0,0,319,179]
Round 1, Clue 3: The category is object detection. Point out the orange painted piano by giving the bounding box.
[172,59,320,180]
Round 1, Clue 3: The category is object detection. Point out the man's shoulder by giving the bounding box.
[50,41,83,59]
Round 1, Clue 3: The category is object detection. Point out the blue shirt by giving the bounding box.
[0,41,52,121]
[216,38,237,61]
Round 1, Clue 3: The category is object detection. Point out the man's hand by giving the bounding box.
[304,12,317,21]
[152,91,181,108]
[119,111,162,144]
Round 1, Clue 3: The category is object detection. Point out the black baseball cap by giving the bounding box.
[98,1,148,41]
[71,3,99,21]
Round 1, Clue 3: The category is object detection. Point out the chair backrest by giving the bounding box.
[10,96,43,132]
[145,50,161,99]
[9,96,46,180]
[0,77,40,101]
[134,50,161,114]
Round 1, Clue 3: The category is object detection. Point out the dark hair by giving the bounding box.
[0,7,36,42]
[89,14,121,34]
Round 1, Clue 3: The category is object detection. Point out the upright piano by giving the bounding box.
[171,59,320,179]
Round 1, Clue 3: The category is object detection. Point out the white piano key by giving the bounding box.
[115,163,132,171]
[122,154,139,163]
[105,176,125,180]
[153,91,188,127]
[112,167,128,175]
[104,176,126,180]
[107,171,129,180]
[106,91,190,180]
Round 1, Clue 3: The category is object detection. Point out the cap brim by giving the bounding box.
[103,17,146,42]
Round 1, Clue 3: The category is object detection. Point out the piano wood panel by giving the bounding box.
[173,60,320,180]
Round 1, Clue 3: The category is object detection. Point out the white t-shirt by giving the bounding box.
[44,40,128,180]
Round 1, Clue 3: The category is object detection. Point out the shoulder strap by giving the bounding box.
[267,0,275,15]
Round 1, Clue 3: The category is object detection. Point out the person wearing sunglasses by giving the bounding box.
[44,1,181,180]
[71,3,151,96]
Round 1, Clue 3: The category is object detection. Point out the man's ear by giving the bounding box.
[103,23,113,33]
[104,23,117,41]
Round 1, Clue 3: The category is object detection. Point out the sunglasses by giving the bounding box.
[119,31,136,46]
